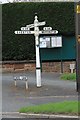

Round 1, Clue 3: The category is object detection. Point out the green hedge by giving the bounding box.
[2,2,75,60]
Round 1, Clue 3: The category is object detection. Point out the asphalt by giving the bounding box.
[1,71,78,118]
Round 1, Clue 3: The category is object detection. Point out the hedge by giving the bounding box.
[2,2,75,60]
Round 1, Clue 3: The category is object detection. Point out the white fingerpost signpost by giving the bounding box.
[14,14,58,87]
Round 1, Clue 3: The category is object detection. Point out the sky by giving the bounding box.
[0,0,8,3]
[0,0,14,3]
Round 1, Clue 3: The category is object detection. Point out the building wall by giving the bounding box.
[2,61,76,73]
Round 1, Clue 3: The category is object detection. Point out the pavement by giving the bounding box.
[1,71,79,118]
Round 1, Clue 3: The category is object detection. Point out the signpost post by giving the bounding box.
[15,14,58,87]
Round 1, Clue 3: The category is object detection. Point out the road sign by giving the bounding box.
[43,27,52,31]
[26,24,34,28]
[21,27,30,31]
[37,21,46,26]
[26,21,45,28]
[15,31,34,34]
[40,30,58,34]
[76,4,80,13]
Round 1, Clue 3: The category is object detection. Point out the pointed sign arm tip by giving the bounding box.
[14,31,17,34]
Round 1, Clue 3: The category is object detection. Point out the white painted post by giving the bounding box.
[35,36,41,87]
[34,15,41,87]
[71,69,74,73]
[26,81,28,90]
[14,80,16,86]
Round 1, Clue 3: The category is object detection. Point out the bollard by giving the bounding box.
[14,80,17,86]
[25,77,28,90]
[14,76,17,86]
[26,81,28,90]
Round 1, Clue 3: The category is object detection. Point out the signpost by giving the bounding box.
[15,14,58,87]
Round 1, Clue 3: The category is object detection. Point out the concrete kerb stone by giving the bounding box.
[20,113,49,118]
[20,113,78,118]
[2,112,78,118]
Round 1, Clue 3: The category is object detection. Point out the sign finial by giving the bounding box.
[34,13,38,23]
[35,13,37,15]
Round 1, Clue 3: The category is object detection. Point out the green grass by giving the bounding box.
[60,73,76,81]
[19,101,79,115]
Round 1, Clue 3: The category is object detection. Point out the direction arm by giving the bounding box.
[26,24,34,28]
[39,30,58,34]
[14,31,34,34]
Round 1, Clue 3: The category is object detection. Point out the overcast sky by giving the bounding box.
[0,0,14,3]
[0,0,8,3]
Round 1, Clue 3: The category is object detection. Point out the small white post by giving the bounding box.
[14,80,16,86]
[26,81,28,90]
[71,69,74,73]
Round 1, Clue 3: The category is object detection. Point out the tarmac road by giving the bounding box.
[2,72,78,112]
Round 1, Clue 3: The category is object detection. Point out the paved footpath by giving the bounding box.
[1,72,78,118]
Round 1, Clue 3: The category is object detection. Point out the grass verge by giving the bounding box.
[19,101,79,115]
[60,73,76,81]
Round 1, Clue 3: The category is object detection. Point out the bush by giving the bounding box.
[60,73,76,81]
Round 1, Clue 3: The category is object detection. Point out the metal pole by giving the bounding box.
[61,60,63,73]
[76,2,80,92]
[34,15,41,87]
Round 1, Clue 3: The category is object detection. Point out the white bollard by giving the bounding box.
[26,81,28,90]
[14,80,17,86]
[71,69,74,73]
